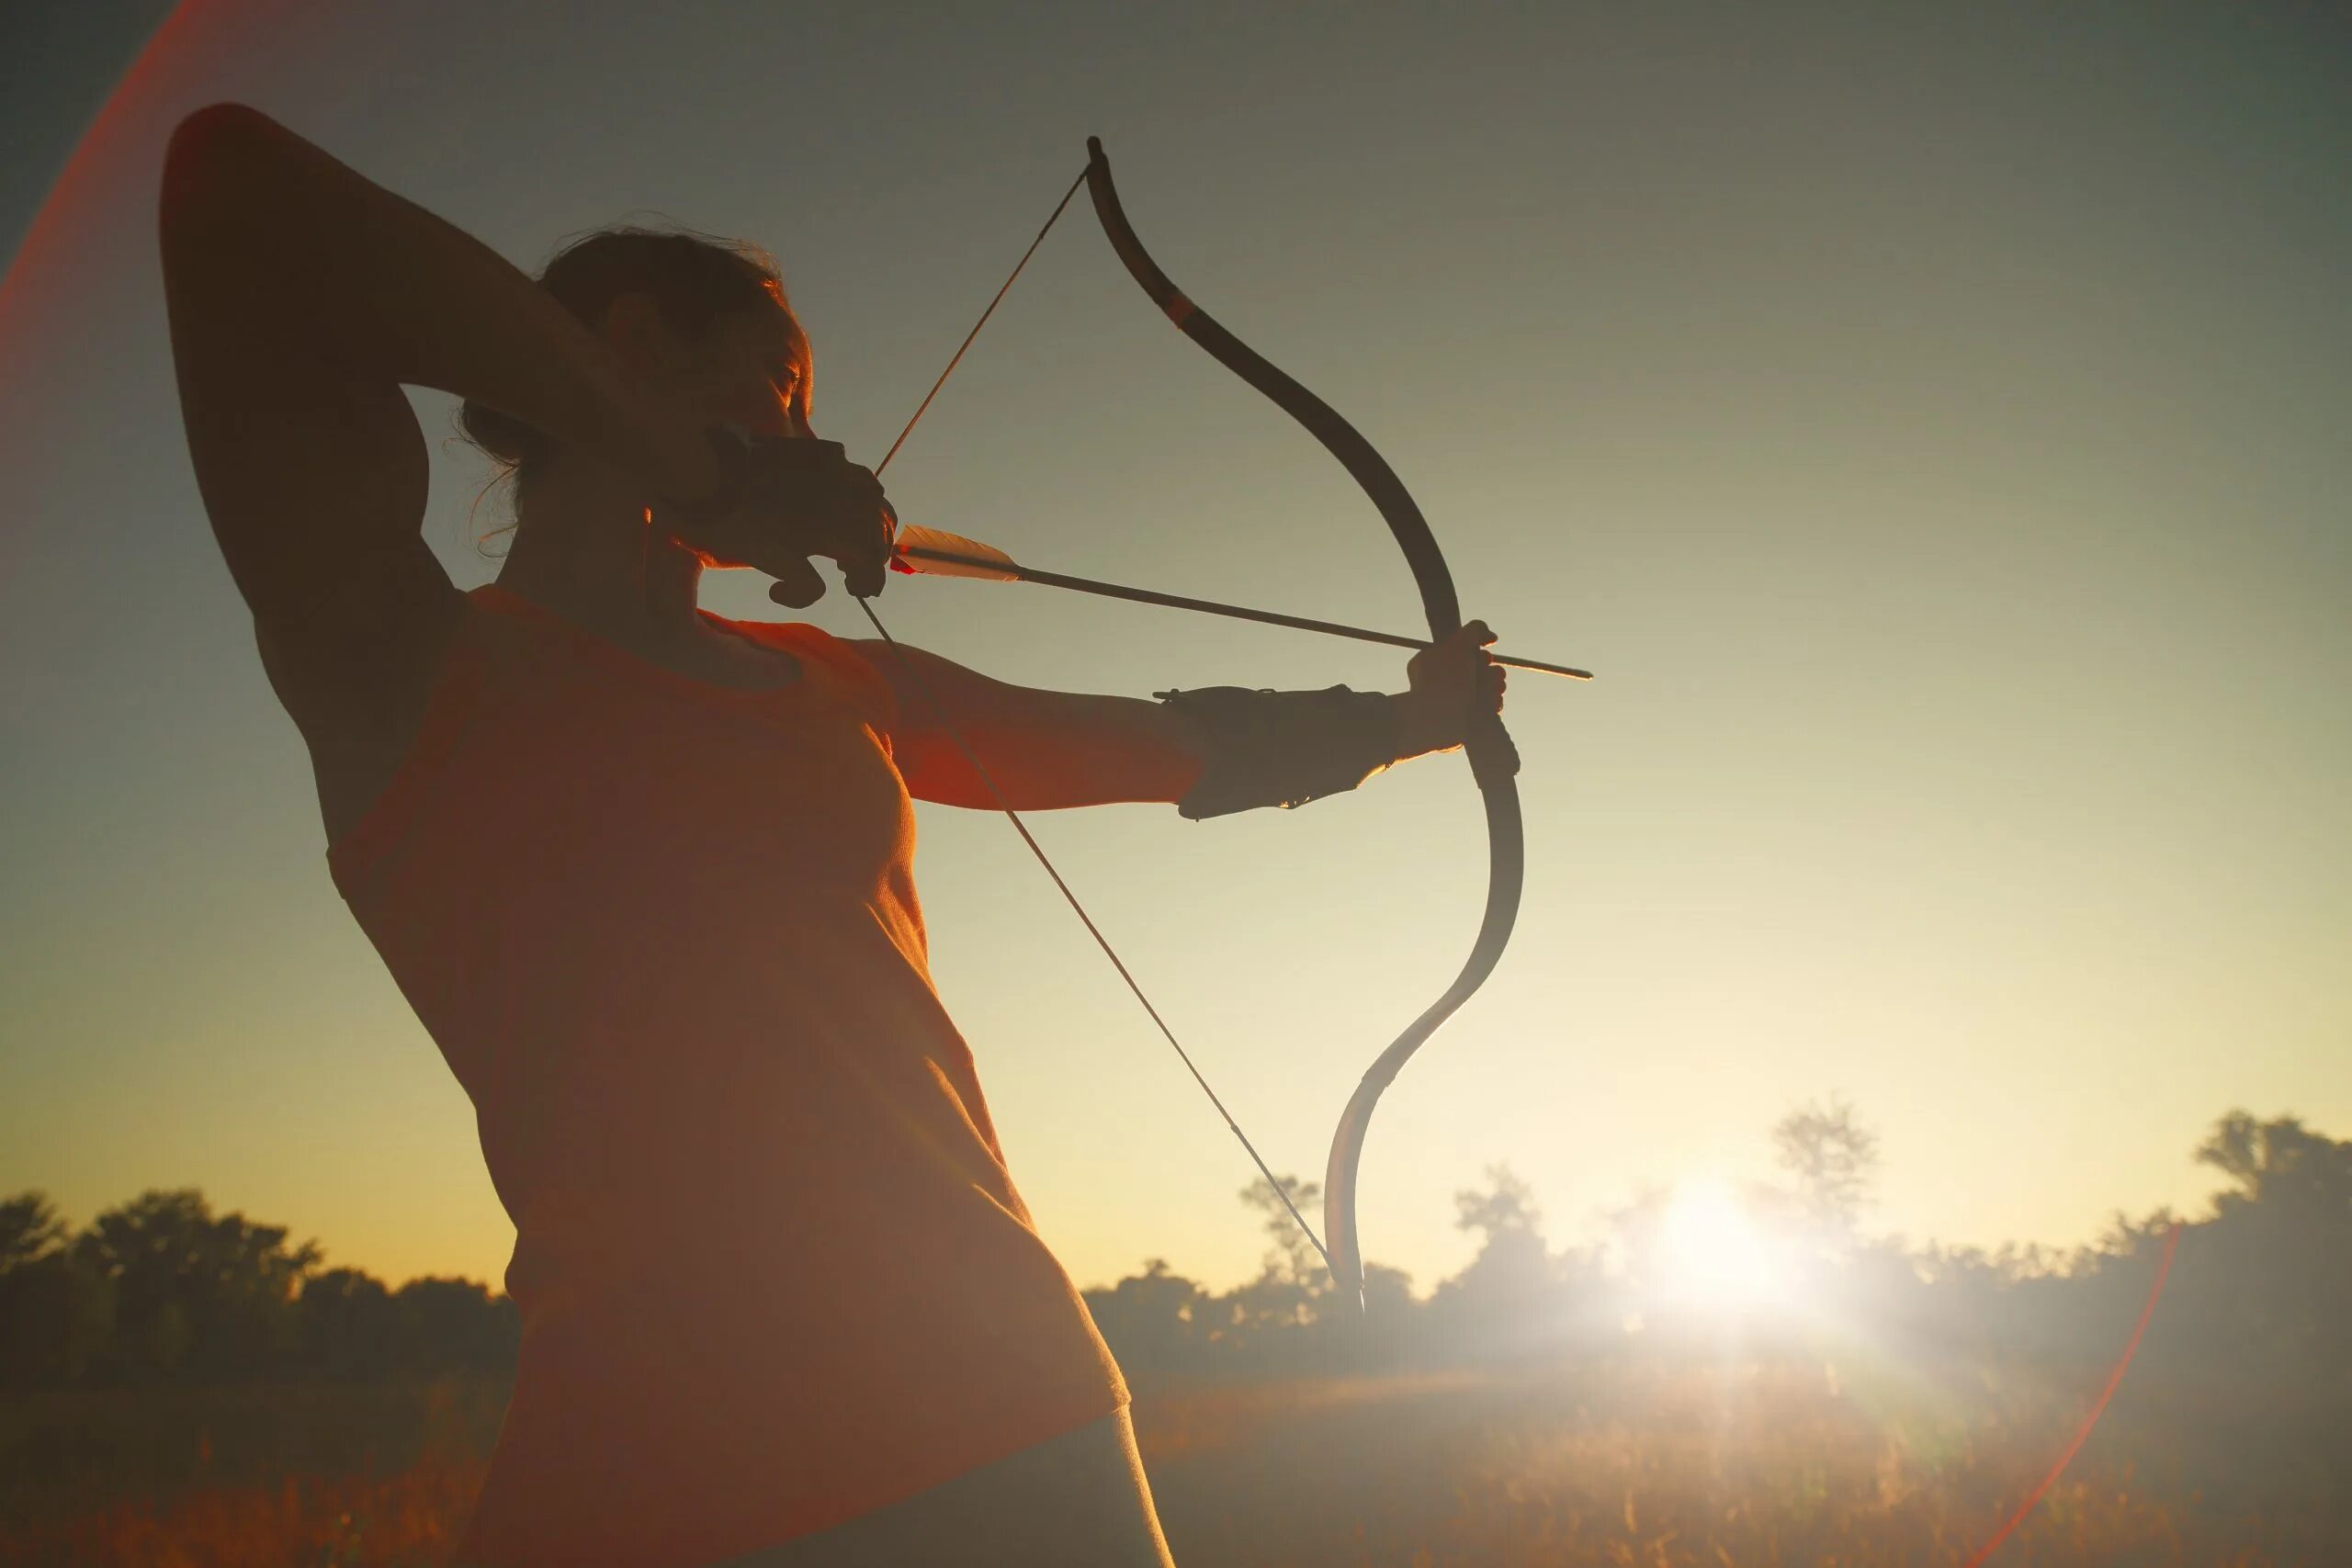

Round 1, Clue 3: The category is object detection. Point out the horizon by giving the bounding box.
[6,1096,2308,1296]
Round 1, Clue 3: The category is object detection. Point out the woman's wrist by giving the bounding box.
[1388,689,1461,761]
[1154,685,1401,819]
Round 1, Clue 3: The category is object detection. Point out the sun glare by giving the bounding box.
[1662,1178,1791,1311]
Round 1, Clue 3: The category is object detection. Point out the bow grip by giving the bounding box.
[1464,706,1521,788]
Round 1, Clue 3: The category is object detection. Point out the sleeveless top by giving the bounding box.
[325,582,1126,1567]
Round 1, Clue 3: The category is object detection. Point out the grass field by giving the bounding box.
[0,1359,2324,1566]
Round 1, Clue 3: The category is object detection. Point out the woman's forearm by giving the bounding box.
[865,640,1453,813]
[159,103,720,508]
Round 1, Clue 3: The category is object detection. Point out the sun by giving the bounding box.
[1660,1177,1792,1311]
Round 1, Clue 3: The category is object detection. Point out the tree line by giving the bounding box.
[1085,1104,2351,1389]
[4,1104,2346,1398]
[0,1190,514,1386]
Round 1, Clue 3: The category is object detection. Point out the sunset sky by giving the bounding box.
[3,1,2345,1296]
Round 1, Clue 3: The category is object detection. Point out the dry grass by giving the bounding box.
[0,1378,501,1568]
[0,1461,485,1568]
[0,1362,2322,1566]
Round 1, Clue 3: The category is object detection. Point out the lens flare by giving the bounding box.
[1662,1178,1792,1310]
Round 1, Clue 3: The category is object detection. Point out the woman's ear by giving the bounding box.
[595,292,677,376]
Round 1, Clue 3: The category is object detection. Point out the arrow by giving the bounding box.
[891,525,1593,681]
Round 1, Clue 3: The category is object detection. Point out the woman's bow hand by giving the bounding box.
[1395,620,1507,758]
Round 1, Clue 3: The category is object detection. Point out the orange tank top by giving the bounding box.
[326,582,1125,1567]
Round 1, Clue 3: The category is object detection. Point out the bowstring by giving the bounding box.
[871,167,1088,480]
[854,162,1334,1273]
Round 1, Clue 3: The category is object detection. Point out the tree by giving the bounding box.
[300,1267,400,1379]
[1239,1174,1327,1293]
[1224,1175,1330,1343]
[1772,1097,1881,1233]
[0,1192,66,1271]
[2197,1111,2352,1216]
[0,1190,114,1385]
[1428,1166,1559,1348]
[1082,1258,1210,1375]
[2184,1110,2352,1372]
[1453,1164,1543,1241]
[73,1189,321,1381]
[393,1276,520,1372]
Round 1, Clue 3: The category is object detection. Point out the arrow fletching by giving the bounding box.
[892,525,1024,582]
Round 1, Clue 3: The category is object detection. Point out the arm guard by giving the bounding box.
[1156,684,1402,820]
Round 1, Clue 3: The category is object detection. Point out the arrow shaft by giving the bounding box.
[898,545,1593,680]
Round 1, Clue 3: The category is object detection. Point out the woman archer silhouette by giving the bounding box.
[159,104,1505,1568]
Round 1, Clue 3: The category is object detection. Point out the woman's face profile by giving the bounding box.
[606,296,811,444]
[697,307,811,443]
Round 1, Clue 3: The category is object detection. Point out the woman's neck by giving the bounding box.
[494,456,707,646]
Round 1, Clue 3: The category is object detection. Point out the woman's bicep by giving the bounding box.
[846,639,1202,810]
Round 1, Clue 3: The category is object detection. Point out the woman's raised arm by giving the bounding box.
[159,103,723,740]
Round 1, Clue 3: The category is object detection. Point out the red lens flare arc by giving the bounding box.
[1961,1220,2184,1568]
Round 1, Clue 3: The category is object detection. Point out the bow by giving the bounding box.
[859,138,1527,1310]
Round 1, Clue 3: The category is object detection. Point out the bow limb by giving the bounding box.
[1084,138,1527,1309]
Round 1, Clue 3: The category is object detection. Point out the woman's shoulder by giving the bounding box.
[713,613,900,728]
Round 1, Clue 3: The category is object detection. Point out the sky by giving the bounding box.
[2,0,2346,1296]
